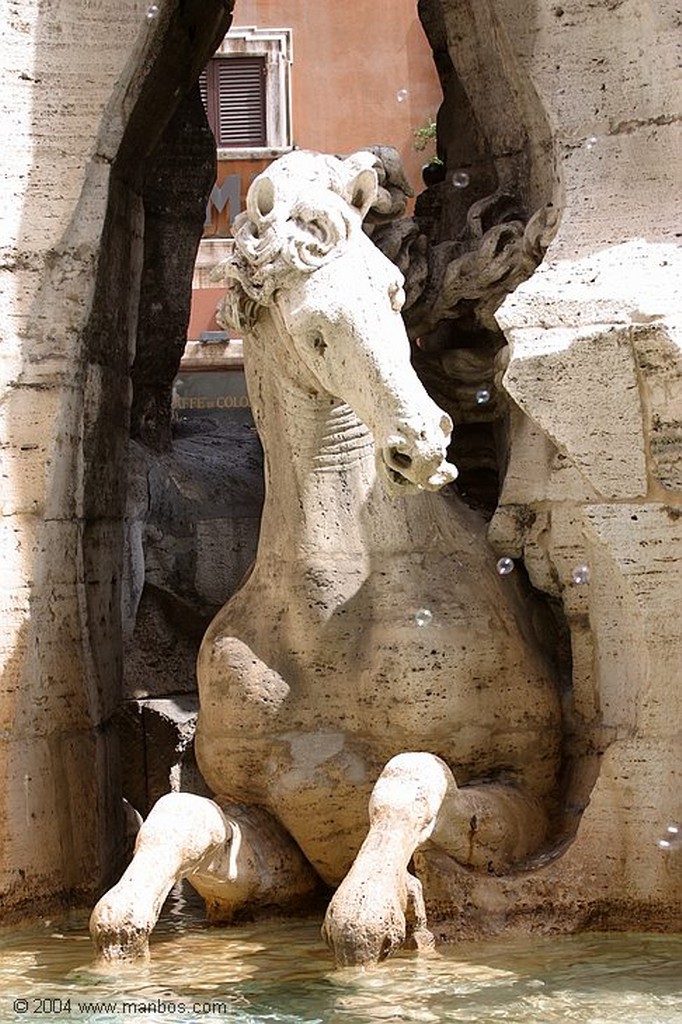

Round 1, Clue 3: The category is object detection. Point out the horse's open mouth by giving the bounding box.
[386,448,415,487]
[380,447,421,493]
[387,465,413,486]
[379,448,457,494]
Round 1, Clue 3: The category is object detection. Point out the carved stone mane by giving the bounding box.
[214,151,381,332]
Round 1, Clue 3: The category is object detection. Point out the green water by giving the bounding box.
[1,898,680,1024]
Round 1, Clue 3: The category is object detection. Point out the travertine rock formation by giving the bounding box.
[90,150,565,965]
[1,0,679,949]
[414,0,682,932]
[0,0,234,919]
[120,420,262,814]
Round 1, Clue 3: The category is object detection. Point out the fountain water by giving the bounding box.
[3,888,682,1024]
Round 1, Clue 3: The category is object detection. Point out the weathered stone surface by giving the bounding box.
[122,420,262,634]
[477,0,682,932]
[130,86,217,453]
[503,325,648,500]
[93,151,565,965]
[0,0,234,918]
[632,324,682,493]
[496,242,681,331]
[118,696,211,819]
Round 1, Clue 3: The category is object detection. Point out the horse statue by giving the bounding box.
[90,150,561,967]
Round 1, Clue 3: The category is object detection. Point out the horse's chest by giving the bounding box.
[284,594,520,746]
[200,562,557,774]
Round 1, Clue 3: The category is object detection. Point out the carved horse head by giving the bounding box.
[215,150,457,495]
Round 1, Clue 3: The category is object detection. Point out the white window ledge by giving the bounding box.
[216,145,294,161]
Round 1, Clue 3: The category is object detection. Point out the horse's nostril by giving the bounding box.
[390,448,413,470]
[312,332,327,354]
[440,413,453,436]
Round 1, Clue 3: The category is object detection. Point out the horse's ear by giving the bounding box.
[348,167,378,221]
[247,174,276,222]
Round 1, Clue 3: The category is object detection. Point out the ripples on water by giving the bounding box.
[0,890,680,1024]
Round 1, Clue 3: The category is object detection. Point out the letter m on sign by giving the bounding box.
[205,175,241,227]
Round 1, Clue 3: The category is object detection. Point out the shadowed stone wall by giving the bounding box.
[416,0,681,929]
[130,86,217,453]
[1,0,679,930]
[0,0,233,920]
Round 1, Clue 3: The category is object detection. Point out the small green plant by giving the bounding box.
[413,118,442,164]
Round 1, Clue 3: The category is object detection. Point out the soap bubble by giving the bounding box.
[396,88,409,103]
[475,387,491,405]
[146,4,159,20]
[452,171,470,189]
[414,607,433,627]
[571,564,591,585]
[585,134,599,151]
[496,557,514,576]
[657,824,680,850]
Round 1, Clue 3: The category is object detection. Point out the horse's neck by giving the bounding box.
[249,356,380,560]
[244,320,446,567]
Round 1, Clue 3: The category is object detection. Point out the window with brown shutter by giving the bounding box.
[200,56,267,148]
[198,27,292,154]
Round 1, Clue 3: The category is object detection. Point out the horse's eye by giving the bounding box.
[389,284,405,312]
[311,331,327,354]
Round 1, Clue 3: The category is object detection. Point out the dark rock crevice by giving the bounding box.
[130,86,217,453]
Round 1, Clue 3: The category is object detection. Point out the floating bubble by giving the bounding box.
[452,170,470,189]
[656,824,681,851]
[585,134,599,151]
[414,607,433,627]
[146,3,159,20]
[396,88,409,103]
[571,564,591,585]
[475,387,491,405]
[496,557,514,576]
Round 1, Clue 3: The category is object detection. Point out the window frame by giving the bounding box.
[205,25,293,160]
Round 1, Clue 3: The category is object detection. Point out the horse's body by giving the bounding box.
[195,268,558,879]
[196,152,559,883]
[91,151,560,967]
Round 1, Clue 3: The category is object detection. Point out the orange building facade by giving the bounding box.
[180,1,441,417]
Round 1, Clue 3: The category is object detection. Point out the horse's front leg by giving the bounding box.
[322,752,451,966]
[405,872,436,953]
[90,792,230,962]
[323,753,549,966]
[90,793,318,962]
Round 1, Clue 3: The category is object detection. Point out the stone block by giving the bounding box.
[497,242,682,331]
[584,502,682,737]
[503,325,647,499]
[497,405,600,507]
[632,323,682,492]
[118,696,211,818]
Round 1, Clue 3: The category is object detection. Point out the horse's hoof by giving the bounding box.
[89,892,153,963]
